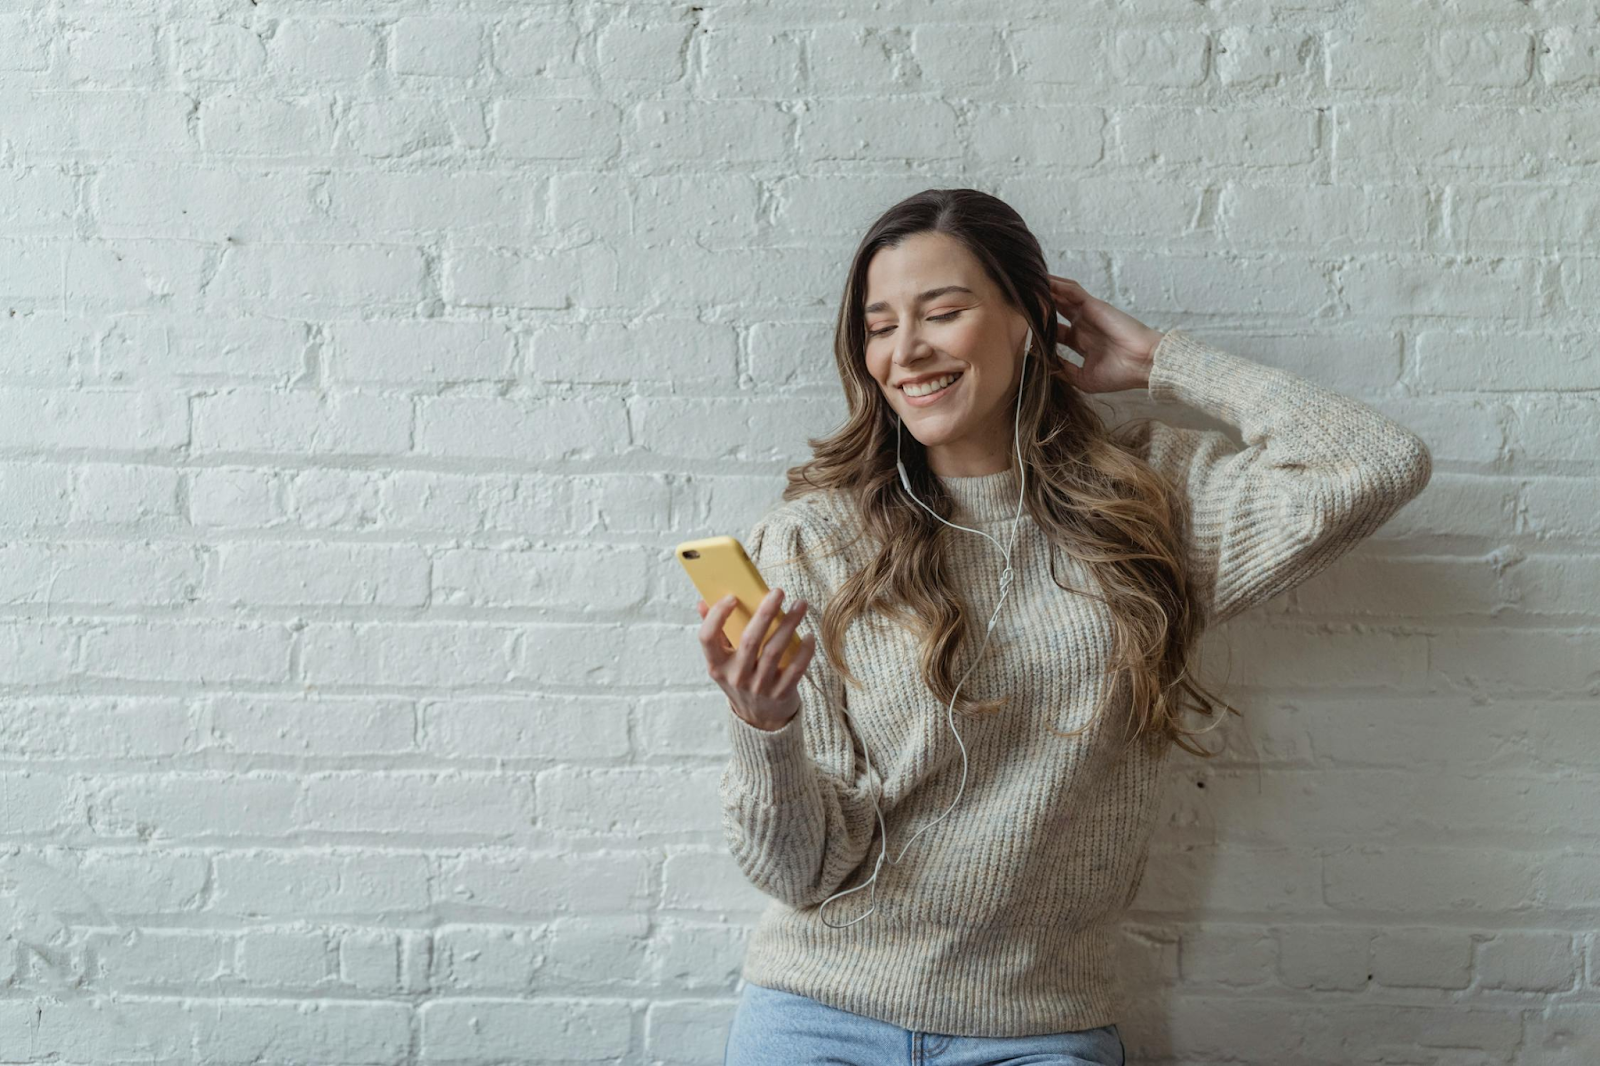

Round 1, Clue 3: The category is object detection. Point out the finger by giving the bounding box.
[698,594,738,667]
[732,587,784,687]
[774,632,817,698]
[696,599,730,652]
[753,598,808,693]
[1050,276,1089,302]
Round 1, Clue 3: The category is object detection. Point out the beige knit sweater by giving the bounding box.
[717,329,1433,1037]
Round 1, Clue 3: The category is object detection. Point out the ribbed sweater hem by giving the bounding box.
[741,906,1120,1038]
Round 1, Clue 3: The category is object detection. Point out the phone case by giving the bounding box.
[676,535,804,671]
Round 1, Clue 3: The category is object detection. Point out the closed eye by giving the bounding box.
[868,310,962,338]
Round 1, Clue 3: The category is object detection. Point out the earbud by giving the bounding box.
[806,324,1036,929]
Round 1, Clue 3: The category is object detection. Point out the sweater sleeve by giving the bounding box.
[717,505,884,910]
[1135,329,1434,629]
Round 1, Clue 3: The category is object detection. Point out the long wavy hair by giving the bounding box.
[781,188,1240,758]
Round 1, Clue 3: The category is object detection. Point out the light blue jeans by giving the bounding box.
[724,979,1126,1065]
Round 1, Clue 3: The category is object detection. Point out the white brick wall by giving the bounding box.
[0,2,1595,1063]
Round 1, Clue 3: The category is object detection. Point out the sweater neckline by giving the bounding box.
[934,465,1026,524]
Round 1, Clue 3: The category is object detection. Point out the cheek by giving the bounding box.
[864,348,893,388]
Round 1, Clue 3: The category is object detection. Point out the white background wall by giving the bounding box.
[1,1,1596,1063]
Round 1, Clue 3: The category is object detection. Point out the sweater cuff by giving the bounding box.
[1145,328,1268,426]
[724,700,814,801]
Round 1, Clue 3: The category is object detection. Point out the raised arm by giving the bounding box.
[717,506,883,910]
[1134,329,1434,628]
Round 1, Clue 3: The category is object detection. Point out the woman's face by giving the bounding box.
[862,231,1029,477]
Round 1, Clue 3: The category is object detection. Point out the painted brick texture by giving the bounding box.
[0,2,1595,1064]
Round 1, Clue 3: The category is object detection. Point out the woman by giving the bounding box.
[694,189,1432,1064]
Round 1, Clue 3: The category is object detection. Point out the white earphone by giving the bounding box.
[796,325,1034,928]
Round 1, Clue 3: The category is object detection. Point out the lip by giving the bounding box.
[899,370,963,408]
[896,369,965,388]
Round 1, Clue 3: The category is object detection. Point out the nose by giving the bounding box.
[890,327,931,370]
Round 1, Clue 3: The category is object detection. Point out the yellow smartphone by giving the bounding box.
[676,535,804,671]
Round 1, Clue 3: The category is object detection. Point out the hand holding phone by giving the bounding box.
[696,588,815,732]
[677,535,816,732]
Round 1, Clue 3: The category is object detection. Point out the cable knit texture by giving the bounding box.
[717,329,1434,1037]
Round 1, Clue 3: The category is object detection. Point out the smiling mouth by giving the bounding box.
[901,371,964,399]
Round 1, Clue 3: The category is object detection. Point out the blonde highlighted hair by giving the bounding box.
[782,188,1238,758]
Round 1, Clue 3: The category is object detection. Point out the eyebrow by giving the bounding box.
[863,285,975,315]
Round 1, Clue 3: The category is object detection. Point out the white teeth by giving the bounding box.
[903,372,960,397]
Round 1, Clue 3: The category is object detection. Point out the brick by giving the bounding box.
[1327,28,1431,91]
[491,20,587,80]
[433,925,543,990]
[1428,627,1600,693]
[1118,254,1333,316]
[82,621,292,684]
[393,17,484,78]
[1127,846,1323,914]
[0,90,193,154]
[798,98,961,162]
[1336,106,1600,179]
[239,929,333,986]
[1444,184,1599,251]
[1415,331,1599,391]
[1371,927,1472,989]
[327,318,513,383]
[1503,396,1600,464]
[299,772,534,837]
[1337,257,1542,320]
[1475,932,1578,992]
[0,166,77,237]
[191,1001,411,1063]
[539,766,719,836]
[1220,184,1429,249]
[1118,108,1320,168]
[213,852,430,918]
[61,19,158,81]
[1543,28,1600,85]
[420,999,632,1061]
[909,26,1012,91]
[0,772,73,833]
[1324,847,1536,912]
[340,929,404,992]
[966,103,1107,166]
[203,695,416,757]
[1521,477,1600,541]
[1521,1005,1600,1066]
[415,394,628,461]
[299,621,512,688]
[89,930,231,986]
[206,244,429,313]
[1278,925,1370,990]
[1111,30,1208,87]
[271,20,377,81]
[1438,30,1532,86]
[1215,28,1315,87]
[596,19,690,84]
[192,389,413,456]
[200,96,337,156]
[422,695,630,761]
[0,697,190,759]
[434,850,652,914]
[529,319,738,386]
[0,14,49,71]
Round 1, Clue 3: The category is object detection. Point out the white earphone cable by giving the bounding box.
[790,326,1035,929]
